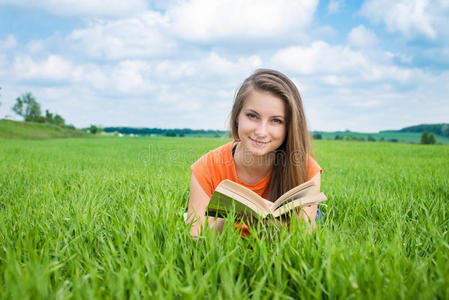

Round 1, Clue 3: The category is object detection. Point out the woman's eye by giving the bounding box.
[272,119,283,124]
[247,113,257,119]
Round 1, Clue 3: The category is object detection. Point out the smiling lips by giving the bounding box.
[249,137,269,147]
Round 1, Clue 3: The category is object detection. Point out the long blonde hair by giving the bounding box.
[230,69,311,201]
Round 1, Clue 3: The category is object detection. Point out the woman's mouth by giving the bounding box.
[249,137,269,147]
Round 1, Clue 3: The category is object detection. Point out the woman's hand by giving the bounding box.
[187,174,224,237]
[295,172,321,231]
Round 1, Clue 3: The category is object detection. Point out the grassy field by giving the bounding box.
[0,119,87,139]
[0,137,448,299]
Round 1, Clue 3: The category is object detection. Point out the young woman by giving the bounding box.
[187,69,322,237]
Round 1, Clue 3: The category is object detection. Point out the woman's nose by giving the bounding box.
[254,121,268,137]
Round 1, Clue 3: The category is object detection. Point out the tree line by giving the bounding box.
[313,132,439,145]
[397,124,449,138]
[10,92,72,128]
[313,133,391,142]
[103,127,226,137]
[420,132,437,144]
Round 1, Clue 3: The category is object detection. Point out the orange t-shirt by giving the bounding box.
[190,141,322,236]
[191,141,322,198]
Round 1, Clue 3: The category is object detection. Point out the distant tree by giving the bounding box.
[45,109,66,126]
[163,130,176,137]
[12,92,42,122]
[367,135,376,142]
[34,116,46,123]
[388,138,398,143]
[334,134,343,140]
[53,114,65,126]
[89,125,98,134]
[420,132,429,144]
[420,131,436,144]
[428,132,436,144]
[379,136,384,142]
[179,130,185,137]
[346,135,353,141]
[45,109,53,122]
[312,133,322,140]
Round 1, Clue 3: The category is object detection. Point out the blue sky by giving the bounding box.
[0,0,448,132]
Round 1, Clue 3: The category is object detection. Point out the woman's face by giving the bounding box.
[237,89,287,157]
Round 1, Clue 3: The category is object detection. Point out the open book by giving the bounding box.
[206,179,327,218]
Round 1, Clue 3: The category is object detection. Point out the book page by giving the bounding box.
[271,192,327,218]
[271,180,315,211]
[207,188,269,218]
[271,186,316,212]
[218,180,271,212]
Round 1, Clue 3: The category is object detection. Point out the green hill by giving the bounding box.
[396,123,449,136]
[0,119,88,139]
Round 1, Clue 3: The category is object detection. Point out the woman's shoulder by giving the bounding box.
[306,154,322,179]
[195,141,234,165]
[210,140,234,155]
[191,140,236,197]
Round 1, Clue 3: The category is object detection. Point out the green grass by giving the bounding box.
[0,137,448,299]
[0,119,88,139]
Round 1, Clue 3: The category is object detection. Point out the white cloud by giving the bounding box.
[26,40,45,53]
[10,54,154,95]
[271,41,421,85]
[68,11,176,60]
[151,52,262,86]
[360,0,436,38]
[0,0,148,18]
[73,60,155,95]
[348,25,379,48]
[200,53,262,78]
[268,38,449,132]
[13,55,79,82]
[168,0,318,41]
[153,60,196,81]
[29,0,319,62]
[303,70,449,132]
[360,1,449,70]
[110,60,152,93]
[271,41,369,76]
[327,0,344,14]
[7,51,261,101]
[2,1,448,132]
[0,34,17,49]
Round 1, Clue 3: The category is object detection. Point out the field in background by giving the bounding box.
[0,137,448,298]
[3,119,448,144]
[0,119,87,139]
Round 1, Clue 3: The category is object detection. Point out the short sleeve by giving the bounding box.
[307,156,322,180]
[191,153,214,197]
